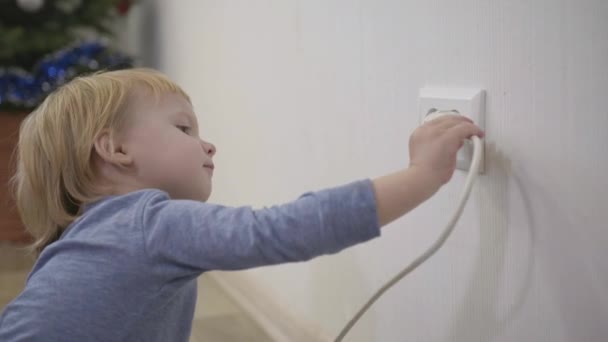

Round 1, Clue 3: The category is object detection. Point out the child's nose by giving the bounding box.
[200,140,217,157]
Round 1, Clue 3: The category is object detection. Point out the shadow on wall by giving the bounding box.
[304,142,538,342]
[447,142,536,341]
[522,156,608,341]
[310,250,376,341]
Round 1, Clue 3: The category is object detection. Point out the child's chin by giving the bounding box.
[194,188,212,202]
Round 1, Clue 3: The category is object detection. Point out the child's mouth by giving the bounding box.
[203,164,215,175]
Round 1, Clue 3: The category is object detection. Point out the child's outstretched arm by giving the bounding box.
[373,115,484,226]
[140,115,483,276]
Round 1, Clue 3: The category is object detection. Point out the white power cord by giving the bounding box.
[335,111,483,342]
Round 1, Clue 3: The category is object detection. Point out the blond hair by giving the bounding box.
[12,68,190,256]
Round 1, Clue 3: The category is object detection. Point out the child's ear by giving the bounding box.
[93,129,133,167]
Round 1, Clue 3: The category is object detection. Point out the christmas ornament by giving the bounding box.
[55,0,82,14]
[116,0,133,15]
[0,40,133,110]
[16,0,45,12]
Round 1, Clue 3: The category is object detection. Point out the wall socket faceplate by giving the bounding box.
[418,87,485,173]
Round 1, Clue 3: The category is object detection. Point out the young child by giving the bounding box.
[0,68,483,341]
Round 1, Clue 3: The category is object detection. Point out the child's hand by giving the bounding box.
[408,115,484,186]
[372,115,484,227]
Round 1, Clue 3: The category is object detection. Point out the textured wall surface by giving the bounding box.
[154,1,608,341]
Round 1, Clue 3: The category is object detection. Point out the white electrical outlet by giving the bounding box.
[418,87,485,173]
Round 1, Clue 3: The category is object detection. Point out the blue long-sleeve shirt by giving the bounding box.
[0,179,380,341]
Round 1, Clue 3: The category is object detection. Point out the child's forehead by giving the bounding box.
[118,89,196,131]
[130,85,189,104]
[172,110,197,124]
[129,88,194,115]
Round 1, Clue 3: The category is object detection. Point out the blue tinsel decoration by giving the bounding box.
[0,40,133,110]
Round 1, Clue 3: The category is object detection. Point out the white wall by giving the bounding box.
[152,1,608,341]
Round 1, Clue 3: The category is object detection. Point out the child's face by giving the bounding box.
[121,91,216,201]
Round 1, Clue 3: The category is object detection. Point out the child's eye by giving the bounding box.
[177,125,191,134]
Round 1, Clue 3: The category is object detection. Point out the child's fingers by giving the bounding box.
[426,117,475,138]
[428,115,474,130]
[445,122,485,142]
[437,117,474,132]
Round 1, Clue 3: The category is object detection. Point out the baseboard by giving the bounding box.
[207,271,333,342]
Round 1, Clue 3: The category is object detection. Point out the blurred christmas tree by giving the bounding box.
[0,0,136,111]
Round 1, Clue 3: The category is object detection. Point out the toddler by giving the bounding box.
[0,68,483,341]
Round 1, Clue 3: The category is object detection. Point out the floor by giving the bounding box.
[0,244,273,341]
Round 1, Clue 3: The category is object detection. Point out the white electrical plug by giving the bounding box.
[418,88,485,173]
[423,109,461,123]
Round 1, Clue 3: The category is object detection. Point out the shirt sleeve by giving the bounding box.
[140,179,381,275]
